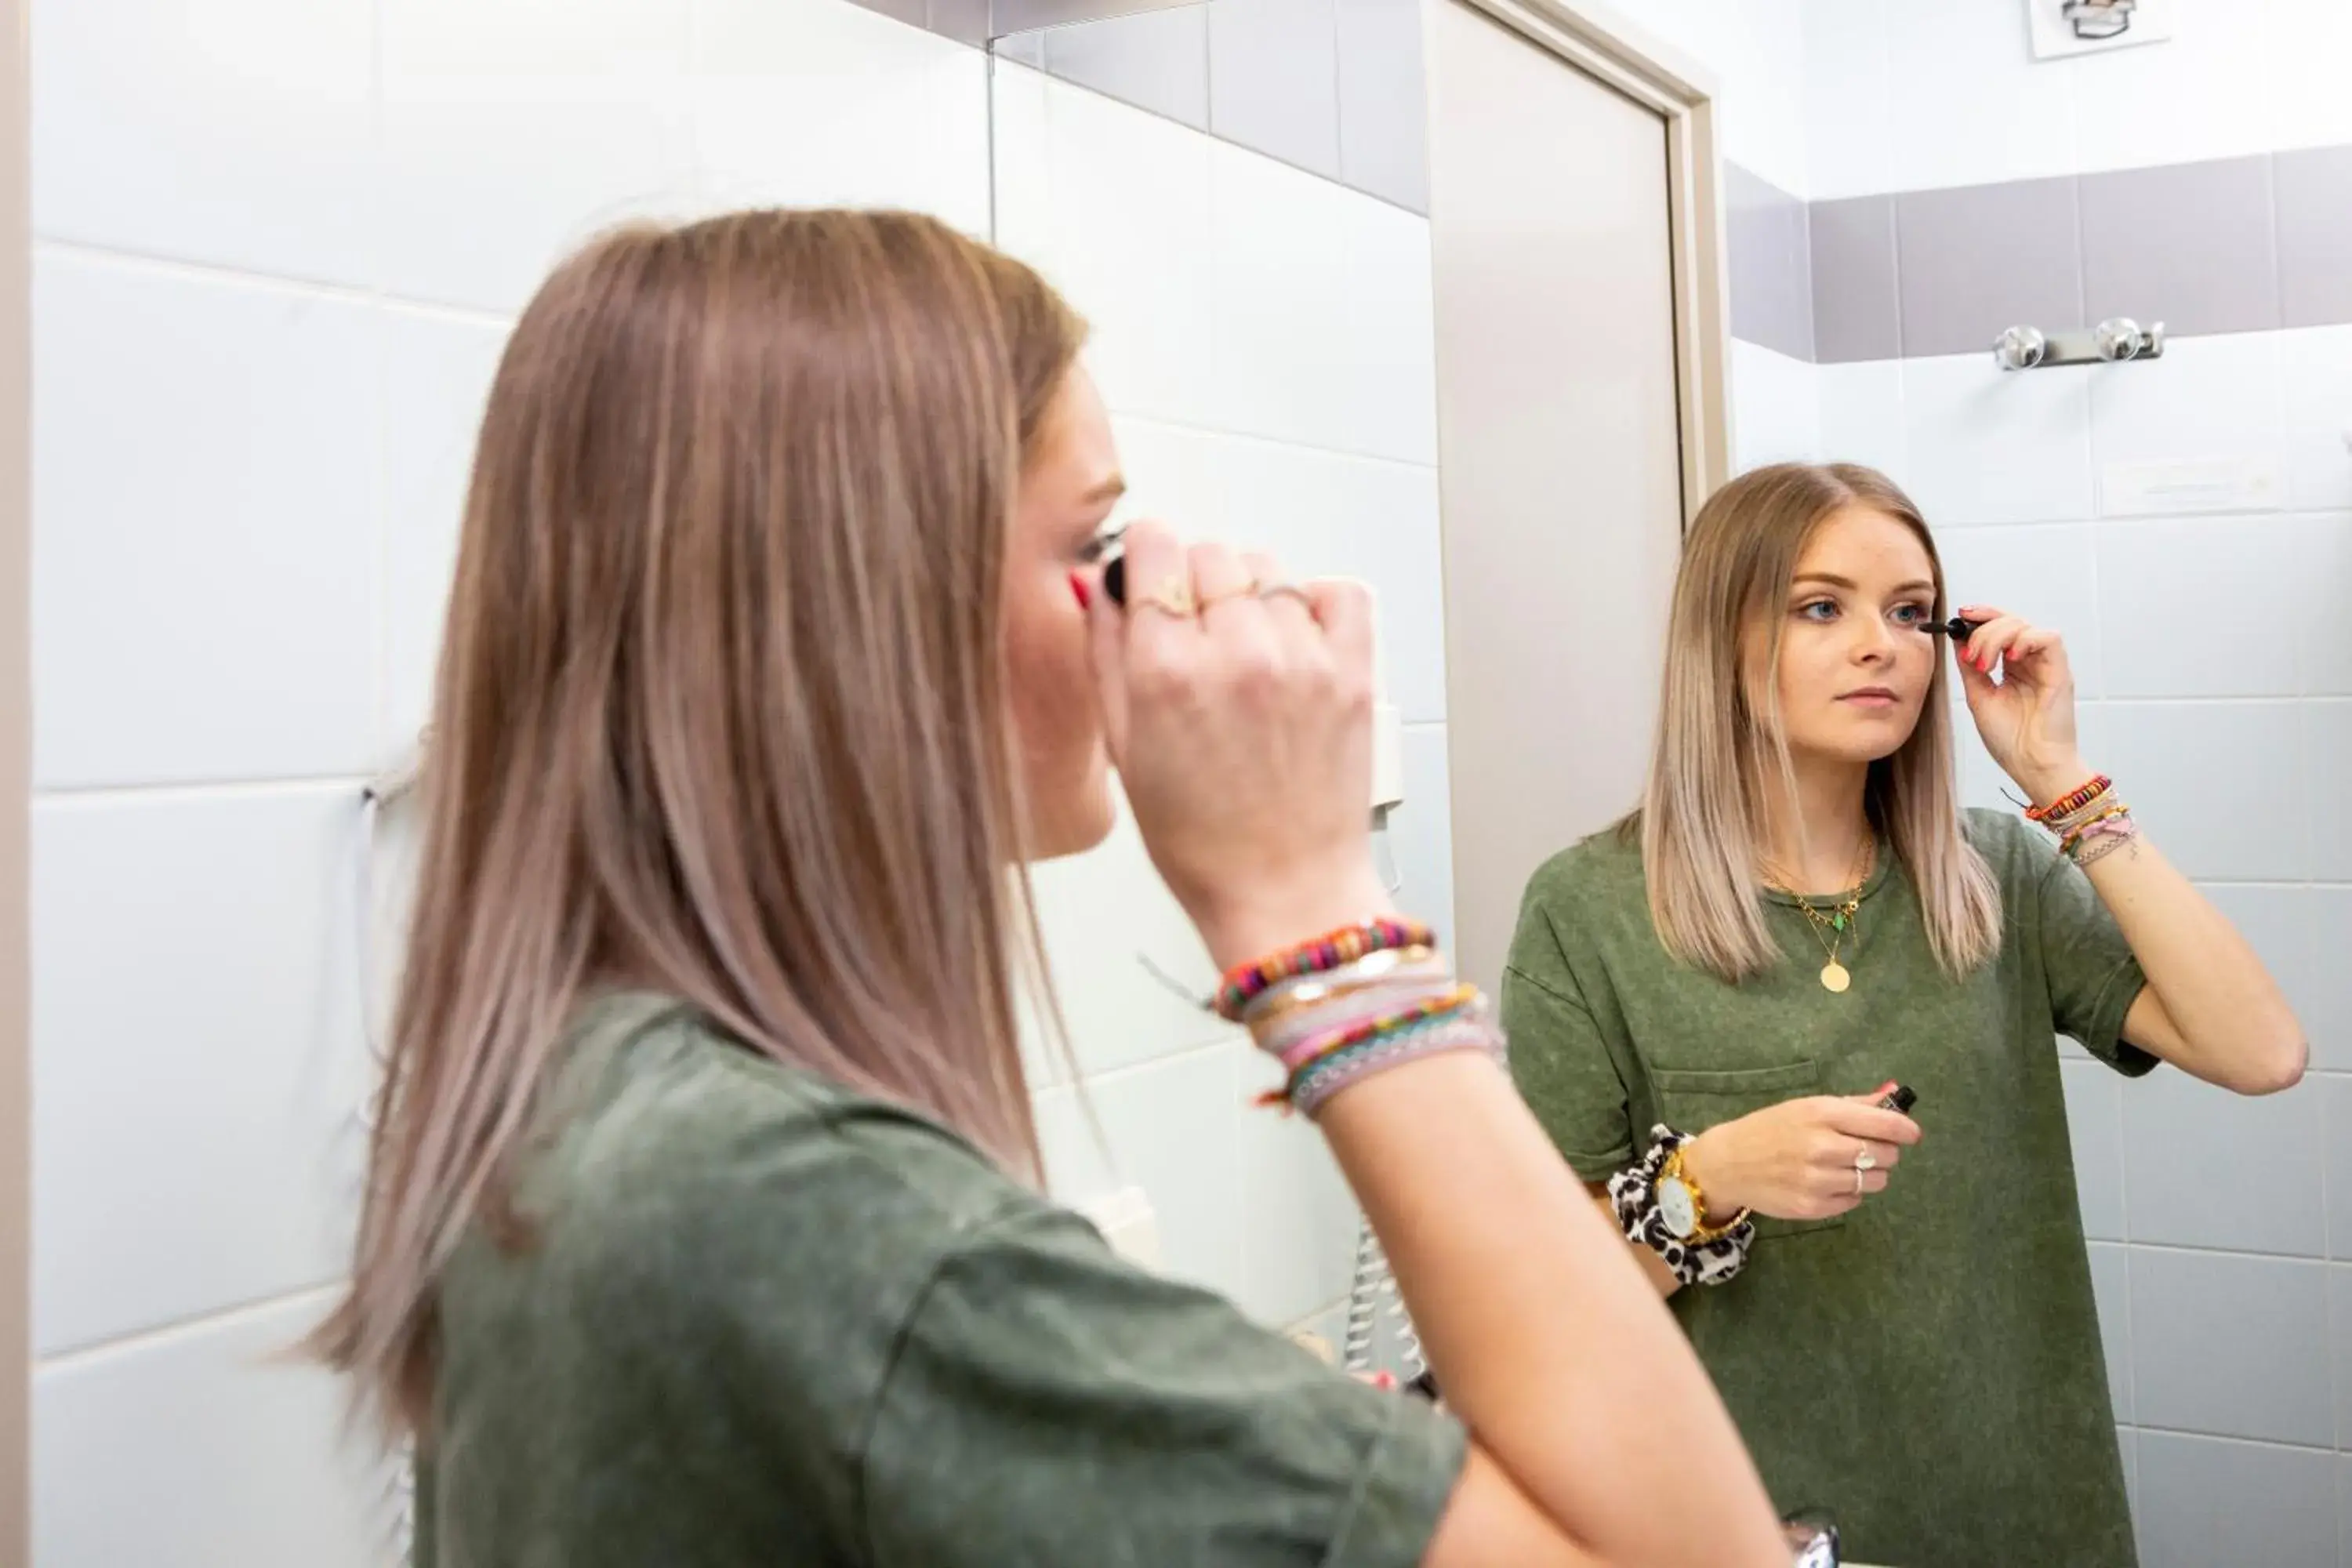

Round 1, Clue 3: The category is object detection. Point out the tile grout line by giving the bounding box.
[34,775,373,808]
[38,1281,343,1376]
[33,238,515,330]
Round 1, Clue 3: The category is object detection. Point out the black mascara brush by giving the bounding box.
[1918,616,1984,639]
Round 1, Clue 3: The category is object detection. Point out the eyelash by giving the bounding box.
[1079,524,1127,565]
[1797,598,1933,624]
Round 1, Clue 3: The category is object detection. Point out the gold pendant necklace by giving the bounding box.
[1773,834,1873,994]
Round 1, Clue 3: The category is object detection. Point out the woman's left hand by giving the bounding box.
[1952,605,2092,806]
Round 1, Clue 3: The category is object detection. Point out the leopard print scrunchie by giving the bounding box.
[1607,1124,1755,1287]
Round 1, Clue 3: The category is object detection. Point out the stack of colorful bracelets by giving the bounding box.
[2027,771,2138,867]
[1213,916,1503,1118]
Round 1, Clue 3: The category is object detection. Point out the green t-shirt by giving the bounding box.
[416,993,1465,1567]
[1503,808,2151,1568]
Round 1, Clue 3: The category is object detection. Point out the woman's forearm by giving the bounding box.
[1316,1051,1785,1568]
[1585,1184,1684,1298]
[2076,829,2305,1093]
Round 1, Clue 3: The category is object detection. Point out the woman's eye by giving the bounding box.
[1890,603,1928,625]
[1798,600,1838,622]
[1077,524,1126,565]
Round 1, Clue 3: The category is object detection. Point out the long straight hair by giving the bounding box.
[311,210,1088,1434]
[1637,462,2002,982]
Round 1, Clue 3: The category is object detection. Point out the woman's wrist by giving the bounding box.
[1678,1126,1747,1222]
[1193,867,1398,975]
[2010,753,2096,811]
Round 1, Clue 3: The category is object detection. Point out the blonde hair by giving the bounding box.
[1636,462,2002,982]
[311,210,1088,1433]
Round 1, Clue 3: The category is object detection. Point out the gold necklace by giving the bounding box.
[1772,833,1874,994]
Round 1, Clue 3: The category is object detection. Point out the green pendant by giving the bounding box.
[1831,913,1849,931]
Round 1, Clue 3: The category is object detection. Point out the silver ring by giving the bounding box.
[1853,1167,1866,1196]
[1854,1149,1877,1174]
[1256,581,1315,609]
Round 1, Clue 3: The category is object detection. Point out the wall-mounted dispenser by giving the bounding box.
[2028,0,2173,57]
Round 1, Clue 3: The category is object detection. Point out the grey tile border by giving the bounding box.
[1042,8,1210,130]
[1207,0,1344,180]
[1725,164,1813,362]
[2081,154,2280,339]
[1895,175,2083,360]
[1809,194,1898,363]
[845,0,2352,358]
[928,0,994,45]
[851,0,928,28]
[1335,0,1429,214]
[993,0,1201,35]
[2277,143,2352,330]
[1737,142,2352,363]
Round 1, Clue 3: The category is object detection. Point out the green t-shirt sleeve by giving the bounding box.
[863,1203,1468,1568]
[2029,833,2156,1076]
[1501,893,1634,1183]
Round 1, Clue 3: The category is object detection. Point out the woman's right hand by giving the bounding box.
[1680,1092,1922,1223]
[1085,521,1393,973]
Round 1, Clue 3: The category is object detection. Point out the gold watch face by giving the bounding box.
[1658,1174,1699,1238]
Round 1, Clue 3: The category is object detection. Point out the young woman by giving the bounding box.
[1504,461,2306,1567]
[311,210,1794,1567]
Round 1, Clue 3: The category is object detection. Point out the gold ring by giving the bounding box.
[1256,582,1315,609]
[1135,577,1198,618]
[1196,579,1261,611]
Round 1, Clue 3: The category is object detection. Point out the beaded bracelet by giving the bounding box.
[1273,982,1480,1073]
[1254,1005,1472,1108]
[1240,946,1445,1034]
[2058,802,2129,856]
[1284,1018,1503,1119]
[2027,773,2113,825]
[2068,809,2139,867]
[1212,917,1437,1022]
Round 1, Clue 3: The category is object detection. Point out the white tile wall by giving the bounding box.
[1085,1044,1257,1305]
[2086,1240,2133,1421]
[2062,1058,2125,1240]
[2122,1067,2325,1256]
[2088,333,2288,515]
[1208,136,1439,465]
[380,309,511,742]
[2132,1249,2334,1446]
[2268,0,2352,155]
[2135,1430,2340,1568]
[2068,0,2278,176]
[31,787,369,1358]
[1875,3,2077,196]
[1799,0,2348,200]
[32,254,384,789]
[34,1293,394,1568]
[1812,358,1907,478]
[1727,338,1820,473]
[992,65,1220,429]
[31,0,375,285]
[376,0,699,314]
[1893,351,2096,527]
[689,0,993,234]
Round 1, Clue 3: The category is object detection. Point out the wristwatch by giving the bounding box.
[1657,1140,1749,1242]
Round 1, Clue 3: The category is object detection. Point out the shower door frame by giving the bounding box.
[0,0,27,1555]
[1439,0,1732,521]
